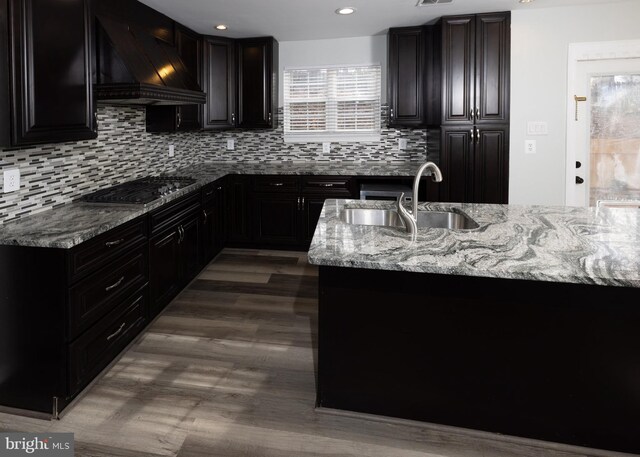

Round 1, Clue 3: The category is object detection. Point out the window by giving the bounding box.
[283,65,381,142]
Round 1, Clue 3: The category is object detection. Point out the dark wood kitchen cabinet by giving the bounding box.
[149,193,201,317]
[146,25,203,132]
[0,0,97,147]
[237,37,279,129]
[387,26,441,128]
[201,181,226,265]
[226,175,252,245]
[252,193,302,246]
[439,125,509,204]
[202,36,236,129]
[250,176,356,248]
[441,12,510,125]
[0,217,148,416]
[438,12,510,204]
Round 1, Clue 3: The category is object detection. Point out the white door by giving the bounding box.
[566,55,640,207]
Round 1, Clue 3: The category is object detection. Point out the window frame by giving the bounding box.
[283,63,382,143]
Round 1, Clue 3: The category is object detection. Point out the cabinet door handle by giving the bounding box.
[270,182,284,187]
[476,108,480,119]
[470,128,475,140]
[231,112,236,124]
[576,176,584,184]
[470,108,475,120]
[268,112,272,123]
[390,107,394,119]
[476,128,480,144]
[178,226,184,243]
[107,322,126,341]
[203,209,208,223]
[94,112,98,132]
[217,186,223,191]
[301,197,305,209]
[176,111,182,128]
[297,197,301,210]
[105,238,124,248]
[105,276,125,292]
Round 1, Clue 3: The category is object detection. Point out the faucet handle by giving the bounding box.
[397,193,417,235]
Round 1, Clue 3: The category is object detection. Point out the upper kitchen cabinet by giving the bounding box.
[0,0,96,147]
[146,25,203,132]
[236,37,278,129]
[202,36,236,130]
[441,12,510,125]
[387,26,440,128]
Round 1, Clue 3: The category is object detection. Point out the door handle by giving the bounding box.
[576,176,584,184]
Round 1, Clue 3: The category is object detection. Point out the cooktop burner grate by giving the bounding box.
[82,176,197,204]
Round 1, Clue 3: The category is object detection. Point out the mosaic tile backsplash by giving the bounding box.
[0,105,429,224]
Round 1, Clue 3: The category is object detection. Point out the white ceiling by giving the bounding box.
[138,0,629,41]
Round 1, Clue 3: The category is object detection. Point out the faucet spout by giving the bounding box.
[412,161,443,219]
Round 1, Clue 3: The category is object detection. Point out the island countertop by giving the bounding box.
[0,161,425,249]
[307,199,640,288]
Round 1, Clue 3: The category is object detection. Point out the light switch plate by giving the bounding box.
[322,142,331,153]
[227,139,235,151]
[525,140,537,154]
[398,139,408,150]
[3,168,20,193]
[168,145,175,157]
[527,121,548,136]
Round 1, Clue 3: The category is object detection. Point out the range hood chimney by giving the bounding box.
[95,15,206,105]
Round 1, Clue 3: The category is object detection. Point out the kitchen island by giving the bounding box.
[308,199,640,454]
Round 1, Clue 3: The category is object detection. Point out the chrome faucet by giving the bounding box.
[397,161,443,235]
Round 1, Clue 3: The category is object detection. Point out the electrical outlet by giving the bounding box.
[525,140,537,154]
[3,168,20,193]
[227,139,235,151]
[168,145,175,157]
[322,142,331,153]
[398,139,408,150]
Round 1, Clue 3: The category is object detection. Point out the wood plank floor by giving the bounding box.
[0,248,632,457]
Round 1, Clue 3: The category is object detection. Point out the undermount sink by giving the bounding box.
[415,209,479,230]
[339,208,404,228]
[339,207,479,230]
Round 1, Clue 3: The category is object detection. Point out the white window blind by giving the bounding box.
[284,65,381,142]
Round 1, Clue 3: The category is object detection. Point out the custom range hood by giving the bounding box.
[95,15,205,105]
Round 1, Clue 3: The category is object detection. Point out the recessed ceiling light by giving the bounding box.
[335,7,356,15]
[215,24,228,31]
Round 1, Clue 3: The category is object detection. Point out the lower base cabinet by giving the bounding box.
[149,195,202,319]
[201,181,226,265]
[238,175,357,249]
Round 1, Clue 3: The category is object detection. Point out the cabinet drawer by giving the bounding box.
[302,177,353,196]
[253,176,300,193]
[68,247,148,340]
[68,218,147,282]
[68,289,147,394]
[149,192,201,235]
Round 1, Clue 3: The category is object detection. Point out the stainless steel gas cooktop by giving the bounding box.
[82,176,197,204]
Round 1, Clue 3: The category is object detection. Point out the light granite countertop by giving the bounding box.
[0,161,425,249]
[307,199,640,288]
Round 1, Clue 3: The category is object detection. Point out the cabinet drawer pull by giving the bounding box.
[319,183,335,187]
[105,238,124,248]
[105,276,125,292]
[204,190,214,197]
[270,182,284,187]
[107,322,126,341]
[217,186,222,191]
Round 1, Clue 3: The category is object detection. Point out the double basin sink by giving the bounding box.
[340,207,479,230]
